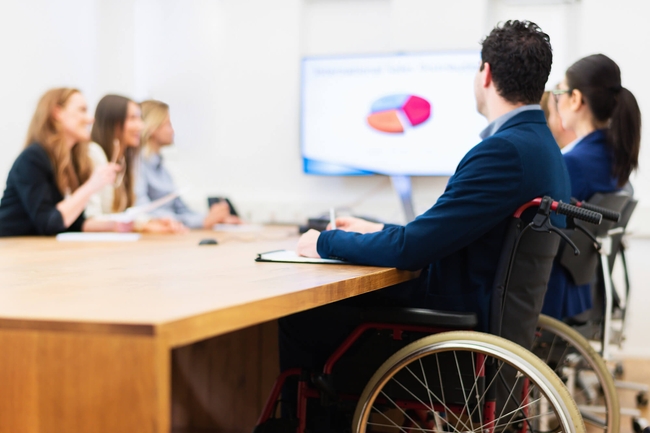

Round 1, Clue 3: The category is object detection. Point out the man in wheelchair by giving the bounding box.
[271,20,573,433]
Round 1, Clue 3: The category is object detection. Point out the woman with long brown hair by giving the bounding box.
[0,88,122,236]
[86,94,187,233]
[543,53,641,320]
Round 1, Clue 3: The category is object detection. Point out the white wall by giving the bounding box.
[131,0,491,224]
[0,0,98,186]
[1,0,650,229]
[0,0,135,196]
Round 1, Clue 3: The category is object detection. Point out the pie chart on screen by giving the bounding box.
[367,94,431,134]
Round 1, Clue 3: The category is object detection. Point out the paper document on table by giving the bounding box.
[256,249,347,264]
[56,232,141,242]
[104,191,181,222]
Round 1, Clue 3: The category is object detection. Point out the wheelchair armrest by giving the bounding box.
[360,307,478,330]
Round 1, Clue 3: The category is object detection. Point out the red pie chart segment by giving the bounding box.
[403,96,431,126]
[367,94,431,134]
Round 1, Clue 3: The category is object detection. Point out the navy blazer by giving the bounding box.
[0,143,85,236]
[317,110,571,330]
[542,129,619,319]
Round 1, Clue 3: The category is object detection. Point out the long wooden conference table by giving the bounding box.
[0,226,417,433]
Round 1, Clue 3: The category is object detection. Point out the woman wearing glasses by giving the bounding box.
[86,94,187,233]
[0,88,122,236]
[551,54,640,202]
[542,54,641,320]
[540,86,577,151]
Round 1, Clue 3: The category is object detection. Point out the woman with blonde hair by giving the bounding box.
[0,88,122,236]
[87,94,187,233]
[136,99,239,228]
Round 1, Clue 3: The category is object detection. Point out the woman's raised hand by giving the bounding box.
[87,163,121,192]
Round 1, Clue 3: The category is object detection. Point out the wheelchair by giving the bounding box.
[531,192,648,433]
[255,196,603,433]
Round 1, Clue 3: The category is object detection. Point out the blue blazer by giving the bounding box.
[318,110,571,330]
[542,129,619,319]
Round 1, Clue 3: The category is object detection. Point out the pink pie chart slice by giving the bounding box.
[402,96,431,126]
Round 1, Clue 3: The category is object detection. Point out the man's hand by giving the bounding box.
[297,229,321,258]
[329,216,384,234]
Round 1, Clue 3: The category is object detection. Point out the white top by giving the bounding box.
[561,137,582,155]
[86,142,115,218]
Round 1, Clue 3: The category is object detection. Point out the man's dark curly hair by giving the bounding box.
[481,20,552,105]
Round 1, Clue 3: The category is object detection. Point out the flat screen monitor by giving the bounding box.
[301,51,487,176]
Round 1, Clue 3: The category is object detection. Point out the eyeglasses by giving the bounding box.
[551,88,572,103]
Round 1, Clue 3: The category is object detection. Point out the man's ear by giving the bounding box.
[481,62,492,88]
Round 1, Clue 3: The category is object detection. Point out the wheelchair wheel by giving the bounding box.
[353,331,585,433]
[532,314,620,433]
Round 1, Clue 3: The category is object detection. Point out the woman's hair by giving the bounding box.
[90,94,137,212]
[24,88,92,195]
[566,54,641,187]
[140,99,170,156]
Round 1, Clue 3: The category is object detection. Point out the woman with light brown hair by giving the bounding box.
[86,94,187,233]
[0,88,122,236]
[135,99,239,228]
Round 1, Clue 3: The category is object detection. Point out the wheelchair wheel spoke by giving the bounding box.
[482,395,543,431]
[465,351,487,424]
[419,358,436,418]
[495,411,563,433]
[453,351,475,432]
[496,365,525,429]
[470,357,505,419]
[401,363,471,432]
[369,406,411,433]
[378,388,428,433]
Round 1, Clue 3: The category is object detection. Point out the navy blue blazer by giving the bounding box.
[565,129,618,201]
[542,129,619,319]
[317,110,571,330]
[0,143,85,236]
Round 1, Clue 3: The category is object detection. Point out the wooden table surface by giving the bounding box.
[0,227,417,348]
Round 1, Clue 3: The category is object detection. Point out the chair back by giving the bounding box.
[559,192,630,285]
[607,197,637,273]
[490,219,561,350]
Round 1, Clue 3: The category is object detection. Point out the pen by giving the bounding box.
[329,207,337,230]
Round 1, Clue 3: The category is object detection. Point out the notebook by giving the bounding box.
[256,249,347,264]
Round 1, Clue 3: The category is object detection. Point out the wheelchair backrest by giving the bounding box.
[490,219,561,350]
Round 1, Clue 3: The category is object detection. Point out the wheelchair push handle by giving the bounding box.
[555,201,603,225]
[514,196,603,256]
[514,196,603,225]
[570,198,621,222]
